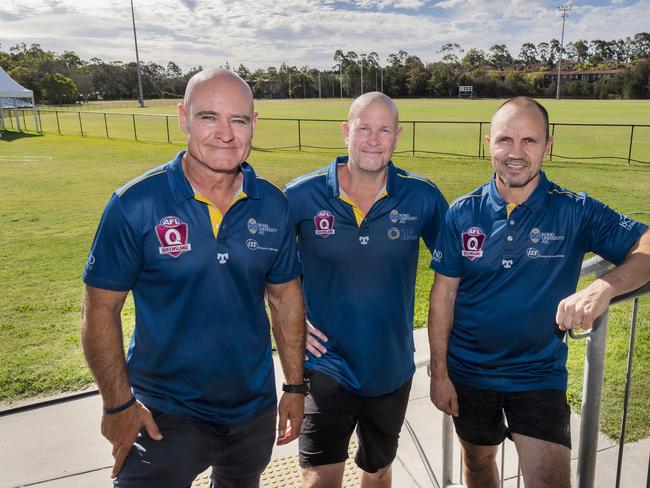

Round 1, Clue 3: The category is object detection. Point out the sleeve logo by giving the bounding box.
[461,226,486,260]
[155,216,192,257]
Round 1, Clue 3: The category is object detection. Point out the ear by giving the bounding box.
[342,121,350,143]
[251,111,258,137]
[177,102,189,134]
[394,125,403,144]
[544,137,553,156]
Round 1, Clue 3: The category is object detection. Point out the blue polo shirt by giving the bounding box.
[286,156,448,396]
[430,172,647,392]
[83,151,300,426]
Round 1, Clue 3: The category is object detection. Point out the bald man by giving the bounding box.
[286,92,448,487]
[81,68,306,487]
[429,96,650,488]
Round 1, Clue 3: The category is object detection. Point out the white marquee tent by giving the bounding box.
[0,66,39,132]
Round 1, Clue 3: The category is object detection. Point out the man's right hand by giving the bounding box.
[430,375,459,417]
[101,400,163,478]
[305,321,328,359]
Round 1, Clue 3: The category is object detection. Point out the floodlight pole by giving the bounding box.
[318,71,321,99]
[556,5,571,100]
[131,0,145,108]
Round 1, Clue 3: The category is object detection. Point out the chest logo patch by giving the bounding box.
[461,226,486,260]
[314,210,335,238]
[156,216,192,257]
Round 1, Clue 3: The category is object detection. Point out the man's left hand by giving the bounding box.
[276,392,304,445]
[556,279,615,331]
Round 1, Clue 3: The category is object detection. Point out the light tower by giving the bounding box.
[556,4,572,100]
[130,0,145,108]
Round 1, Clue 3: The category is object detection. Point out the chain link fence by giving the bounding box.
[2,108,649,165]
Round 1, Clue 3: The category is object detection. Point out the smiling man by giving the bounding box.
[286,92,448,487]
[428,97,650,488]
[80,68,305,488]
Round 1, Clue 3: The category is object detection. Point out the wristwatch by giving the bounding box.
[282,378,310,396]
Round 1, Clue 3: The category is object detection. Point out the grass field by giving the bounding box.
[1,130,649,441]
[5,98,650,164]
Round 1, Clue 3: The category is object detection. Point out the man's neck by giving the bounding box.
[182,153,243,213]
[338,161,388,215]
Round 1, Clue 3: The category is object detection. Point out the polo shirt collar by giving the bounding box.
[488,171,552,213]
[167,150,260,202]
[325,156,398,198]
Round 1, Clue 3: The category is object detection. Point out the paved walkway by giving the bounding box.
[1,329,648,487]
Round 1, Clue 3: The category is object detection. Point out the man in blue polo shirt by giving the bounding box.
[286,92,448,487]
[80,69,306,488]
[429,96,650,488]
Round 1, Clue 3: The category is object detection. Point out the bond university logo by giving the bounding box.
[461,226,486,260]
[314,210,335,238]
[217,253,229,264]
[156,216,192,257]
[247,218,258,234]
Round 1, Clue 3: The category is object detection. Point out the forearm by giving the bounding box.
[267,279,306,384]
[428,281,457,379]
[596,230,650,298]
[80,286,132,406]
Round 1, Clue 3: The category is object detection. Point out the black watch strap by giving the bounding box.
[282,378,310,395]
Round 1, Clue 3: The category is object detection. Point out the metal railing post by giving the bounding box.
[132,114,138,141]
[78,112,84,136]
[104,113,109,138]
[615,298,639,488]
[55,111,61,135]
[576,311,609,488]
[165,116,170,143]
[37,109,43,133]
[627,125,635,166]
[477,122,483,159]
[412,121,416,156]
[442,415,455,487]
[550,123,556,161]
[297,119,302,151]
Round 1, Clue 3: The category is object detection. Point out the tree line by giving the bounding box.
[1,33,648,104]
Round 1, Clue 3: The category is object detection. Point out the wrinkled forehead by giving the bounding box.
[490,104,547,136]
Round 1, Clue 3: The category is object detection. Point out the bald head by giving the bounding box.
[491,96,549,140]
[183,68,253,112]
[347,92,399,128]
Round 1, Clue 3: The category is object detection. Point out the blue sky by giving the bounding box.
[1,0,648,70]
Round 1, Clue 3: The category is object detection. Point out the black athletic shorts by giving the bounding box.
[299,370,412,473]
[452,382,572,449]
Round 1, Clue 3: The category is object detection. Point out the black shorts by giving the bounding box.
[452,382,572,449]
[299,370,412,473]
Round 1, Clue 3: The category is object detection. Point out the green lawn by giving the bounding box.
[0,129,649,441]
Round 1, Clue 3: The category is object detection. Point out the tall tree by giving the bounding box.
[518,43,538,64]
[489,44,513,68]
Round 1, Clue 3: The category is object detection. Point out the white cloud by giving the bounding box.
[1,0,648,70]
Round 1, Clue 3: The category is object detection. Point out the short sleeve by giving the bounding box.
[583,197,648,265]
[429,207,462,278]
[421,188,449,253]
[266,203,301,284]
[82,193,143,291]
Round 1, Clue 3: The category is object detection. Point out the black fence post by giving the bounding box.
[412,121,416,156]
[78,112,84,136]
[22,110,26,129]
[478,122,483,159]
[298,119,302,151]
[55,111,61,135]
[132,114,138,141]
[104,113,109,138]
[37,110,43,133]
[627,125,635,166]
[550,123,556,161]
[166,116,170,143]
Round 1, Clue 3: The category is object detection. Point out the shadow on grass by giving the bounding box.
[0,131,44,143]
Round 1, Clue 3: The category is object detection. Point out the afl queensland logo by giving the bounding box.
[461,226,486,260]
[314,210,335,238]
[247,218,259,234]
[155,216,192,257]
